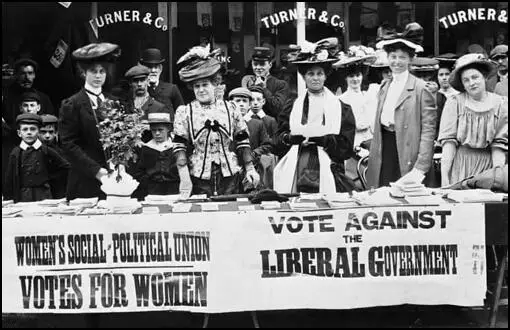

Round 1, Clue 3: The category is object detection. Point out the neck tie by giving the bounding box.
[85,89,103,108]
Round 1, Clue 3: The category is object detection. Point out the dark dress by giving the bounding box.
[276,95,357,193]
[58,89,112,200]
[45,141,70,199]
[4,143,70,203]
[131,143,180,200]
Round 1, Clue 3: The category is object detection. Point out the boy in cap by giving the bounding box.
[4,113,69,202]
[490,44,508,96]
[19,91,42,114]
[229,87,276,190]
[39,114,69,199]
[131,112,180,199]
[241,47,289,118]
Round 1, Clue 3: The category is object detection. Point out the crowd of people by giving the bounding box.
[2,22,508,203]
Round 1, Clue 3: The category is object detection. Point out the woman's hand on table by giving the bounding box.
[245,163,260,187]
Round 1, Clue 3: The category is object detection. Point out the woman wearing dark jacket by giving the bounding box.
[274,38,356,193]
[58,43,121,200]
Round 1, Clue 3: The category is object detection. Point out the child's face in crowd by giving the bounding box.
[251,92,265,113]
[20,101,41,114]
[39,125,57,144]
[150,124,170,143]
[18,124,39,144]
[438,68,452,90]
[232,96,251,115]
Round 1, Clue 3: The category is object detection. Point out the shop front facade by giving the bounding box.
[2,2,507,106]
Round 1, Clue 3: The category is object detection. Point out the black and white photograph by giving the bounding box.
[2,1,508,328]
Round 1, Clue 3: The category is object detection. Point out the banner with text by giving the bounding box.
[2,204,486,313]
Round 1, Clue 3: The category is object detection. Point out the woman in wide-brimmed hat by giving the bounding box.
[172,44,259,197]
[334,45,378,151]
[274,38,356,193]
[438,53,507,187]
[366,22,437,188]
[58,42,121,200]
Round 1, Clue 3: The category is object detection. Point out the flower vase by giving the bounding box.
[100,163,140,207]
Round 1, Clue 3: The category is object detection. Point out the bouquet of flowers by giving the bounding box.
[97,100,146,182]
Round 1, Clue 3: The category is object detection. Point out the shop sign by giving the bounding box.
[89,10,168,32]
[261,8,345,29]
[50,39,69,69]
[439,8,507,28]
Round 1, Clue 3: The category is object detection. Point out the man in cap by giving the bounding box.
[241,47,290,118]
[3,113,69,202]
[139,48,184,121]
[490,44,508,96]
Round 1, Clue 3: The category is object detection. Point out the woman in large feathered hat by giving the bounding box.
[172,44,260,197]
[365,22,438,189]
[274,38,356,194]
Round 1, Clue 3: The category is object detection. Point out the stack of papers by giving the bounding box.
[2,208,22,217]
[37,198,67,207]
[260,201,281,210]
[352,189,404,206]
[2,200,14,207]
[78,208,111,216]
[172,203,192,213]
[69,197,98,208]
[289,202,319,210]
[390,181,431,197]
[144,194,181,205]
[447,189,504,203]
[49,205,83,215]
[324,193,359,208]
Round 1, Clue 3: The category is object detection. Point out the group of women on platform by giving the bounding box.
[58,21,507,200]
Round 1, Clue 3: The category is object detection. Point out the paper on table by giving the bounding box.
[405,195,447,205]
[260,201,281,209]
[238,205,256,211]
[172,203,192,213]
[187,194,208,200]
[200,203,220,211]
[447,189,504,203]
[143,207,160,214]
[289,202,319,210]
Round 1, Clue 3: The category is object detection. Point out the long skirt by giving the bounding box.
[449,145,492,184]
[379,129,401,187]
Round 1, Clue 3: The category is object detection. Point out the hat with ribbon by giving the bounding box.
[229,87,253,100]
[435,53,459,70]
[287,38,340,64]
[409,57,440,72]
[140,48,166,65]
[177,44,223,83]
[449,53,497,92]
[333,45,377,69]
[370,49,390,68]
[147,112,172,124]
[16,113,42,126]
[40,114,58,126]
[376,22,424,53]
[72,42,121,63]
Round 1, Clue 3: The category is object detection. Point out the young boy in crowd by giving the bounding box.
[39,114,69,199]
[19,92,42,114]
[131,112,180,199]
[247,85,278,141]
[4,113,70,203]
[229,87,273,190]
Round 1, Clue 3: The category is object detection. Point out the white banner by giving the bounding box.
[2,204,486,313]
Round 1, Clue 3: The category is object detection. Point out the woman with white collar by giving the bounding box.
[274,38,356,194]
[59,42,121,200]
[335,46,378,152]
[132,112,180,199]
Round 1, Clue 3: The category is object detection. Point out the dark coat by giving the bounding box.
[46,142,70,199]
[246,118,273,156]
[261,76,290,119]
[4,144,70,203]
[148,81,185,122]
[58,89,111,200]
[123,96,171,142]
